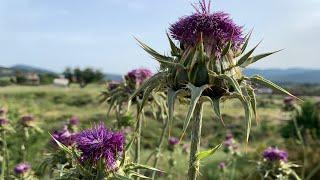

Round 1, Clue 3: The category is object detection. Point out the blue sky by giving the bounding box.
[1,0,320,74]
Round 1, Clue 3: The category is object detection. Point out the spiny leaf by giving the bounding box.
[217,74,242,95]
[240,50,283,68]
[130,72,165,100]
[180,84,209,142]
[211,98,224,126]
[250,75,301,100]
[241,29,253,53]
[221,41,232,57]
[167,33,180,56]
[237,40,262,67]
[196,143,222,161]
[167,89,179,137]
[135,38,172,61]
[246,85,258,124]
[50,134,72,155]
[128,163,164,172]
[129,172,151,179]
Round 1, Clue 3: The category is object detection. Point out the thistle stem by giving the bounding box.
[135,108,143,178]
[151,116,169,179]
[188,103,203,180]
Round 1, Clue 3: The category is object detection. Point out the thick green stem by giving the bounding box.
[187,103,203,180]
[151,116,169,179]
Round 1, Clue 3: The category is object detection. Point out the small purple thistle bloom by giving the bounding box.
[170,0,243,57]
[21,115,34,127]
[75,123,124,170]
[52,126,75,146]
[0,118,8,126]
[126,68,152,86]
[108,81,120,91]
[218,162,226,170]
[168,137,179,146]
[69,116,79,126]
[14,163,30,174]
[263,147,288,162]
[283,96,295,105]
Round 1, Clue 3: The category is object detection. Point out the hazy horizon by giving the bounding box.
[1,0,320,74]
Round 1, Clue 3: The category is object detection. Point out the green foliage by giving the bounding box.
[63,67,104,88]
[281,101,320,140]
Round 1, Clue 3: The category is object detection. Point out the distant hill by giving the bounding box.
[243,68,320,84]
[10,64,57,75]
[1,64,320,84]
[104,73,123,81]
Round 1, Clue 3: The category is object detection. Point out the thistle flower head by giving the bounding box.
[170,0,243,56]
[0,118,8,126]
[75,123,124,170]
[20,115,34,127]
[263,147,288,162]
[126,68,152,86]
[108,81,121,91]
[14,163,30,174]
[52,125,75,146]
[218,162,226,170]
[69,116,79,126]
[168,137,179,146]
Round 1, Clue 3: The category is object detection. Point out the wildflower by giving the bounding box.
[52,126,75,146]
[218,162,226,170]
[0,118,8,126]
[262,147,288,162]
[108,81,121,91]
[69,116,79,126]
[170,0,243,57]
[168,137,179,146]
[21,115,34,127]
[75,123,124,170]
[283,96,295,105]
[126,68,152,86]
[14,163,30,174]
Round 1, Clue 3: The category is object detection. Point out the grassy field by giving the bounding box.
[0,85,318,179]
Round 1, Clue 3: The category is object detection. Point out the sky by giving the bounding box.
[0,0,320,74]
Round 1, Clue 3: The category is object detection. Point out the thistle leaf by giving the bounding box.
[241,29,253,53]
[237,41,261,67]
[240,50,283,68]
[217,74,242,95]
[250,75,300,100]
[50,134,73,155]
[246,85,258,123]
[167,89,179,137]
[221,41,232,57]
[136,38,182,69]
[128,163,164,172]
[180,84,209,141]
[130,72,165,100]
[196,143,222,161]
[211,98,224,125]
[167,33,180,56]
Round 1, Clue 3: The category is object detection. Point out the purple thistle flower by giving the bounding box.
[14,163,30,174]
[0,108,6,117]
[218,162,226,170]
[21,115,34,127]
[0,118,8,126]
[170,0,243,57]
[75,123,124,170]
[69,116,79,126]
[168,137,179,146]
[52,126,75,146]
[283,96,295,105]
[126,68,152,86]
[108,81,120,91]
[262,147,288,162]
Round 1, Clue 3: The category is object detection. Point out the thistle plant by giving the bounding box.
[51,122,163,179]
[101,68,169,175]
[257,147,300,180]
[133,0,297,179]
[13,162,37,180]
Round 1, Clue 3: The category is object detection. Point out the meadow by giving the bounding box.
[1,84,319,179]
